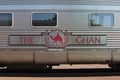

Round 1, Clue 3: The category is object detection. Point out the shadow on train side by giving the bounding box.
[0,68,120,77]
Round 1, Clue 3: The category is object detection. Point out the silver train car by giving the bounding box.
[0,0,120,70]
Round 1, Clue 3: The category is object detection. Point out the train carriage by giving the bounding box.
[0,0,120,70]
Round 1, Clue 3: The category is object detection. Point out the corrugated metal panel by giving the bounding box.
[0,31,120,48]
[0,0,120,5]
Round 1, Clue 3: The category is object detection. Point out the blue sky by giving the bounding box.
[32,13,56,20]
[0,13,12,20]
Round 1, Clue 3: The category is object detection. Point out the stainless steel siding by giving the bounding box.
[0,11,119,48]
[0,0,120,5]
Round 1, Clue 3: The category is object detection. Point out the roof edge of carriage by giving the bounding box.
[0,5,120,11]
[1,0,120,6]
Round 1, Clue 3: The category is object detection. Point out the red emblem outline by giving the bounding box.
[43,29,70,48]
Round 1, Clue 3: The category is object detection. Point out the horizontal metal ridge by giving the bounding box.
[1,5,120,10]
[0,46,119,49]
[1,0,120,5]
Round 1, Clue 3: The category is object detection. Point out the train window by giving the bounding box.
[89,13,114,27]
[0,13,12,26]
[32,13,57,26]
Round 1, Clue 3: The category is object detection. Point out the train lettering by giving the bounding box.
[20,36,34,44]
[75,36,101,44]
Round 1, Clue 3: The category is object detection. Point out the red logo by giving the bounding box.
[43,30,69,48]
[50,32,63,45]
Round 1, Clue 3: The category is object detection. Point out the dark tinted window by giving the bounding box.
[32,13,57,26]
[0,13,12,26]
[89,13,114,27]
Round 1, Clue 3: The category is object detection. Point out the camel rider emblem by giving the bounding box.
[43,30,69,48]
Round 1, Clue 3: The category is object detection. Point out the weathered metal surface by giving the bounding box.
[9,32,106,48]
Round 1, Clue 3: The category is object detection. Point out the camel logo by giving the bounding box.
[43,30,69,48]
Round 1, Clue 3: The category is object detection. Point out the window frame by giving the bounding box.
[0,12,13,28]
[89,13,114,28]
[31,12,58,27]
